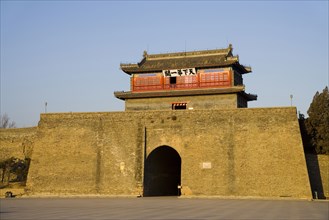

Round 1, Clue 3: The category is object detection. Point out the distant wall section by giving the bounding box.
[0,127,37,161]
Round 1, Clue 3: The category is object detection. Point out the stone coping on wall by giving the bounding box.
[39,106,298,118]
[0,127,37,133]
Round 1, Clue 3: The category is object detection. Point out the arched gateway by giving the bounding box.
[143,146,181,196]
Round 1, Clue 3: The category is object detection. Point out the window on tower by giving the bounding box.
[170,77,177,84]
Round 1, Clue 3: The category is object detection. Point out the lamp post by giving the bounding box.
[45,102,47,113]
[290,95,293,107]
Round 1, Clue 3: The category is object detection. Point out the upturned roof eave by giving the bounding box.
[114,86,246,100]
[240,92,257,101]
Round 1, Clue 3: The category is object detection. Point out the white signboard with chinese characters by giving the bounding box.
[162,68,196,77]
[201,162,212,169]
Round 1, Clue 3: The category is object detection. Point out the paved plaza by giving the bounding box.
[0,197,328,220]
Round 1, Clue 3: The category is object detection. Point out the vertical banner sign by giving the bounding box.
[163,68,196,77]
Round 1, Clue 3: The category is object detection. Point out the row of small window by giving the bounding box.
[172,103,187,110]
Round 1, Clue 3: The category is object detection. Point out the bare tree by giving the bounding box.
[0,113,16,128]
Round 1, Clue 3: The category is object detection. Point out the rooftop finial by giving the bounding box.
[143,50,148,58]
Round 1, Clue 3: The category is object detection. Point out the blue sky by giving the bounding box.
[1,1,328,127]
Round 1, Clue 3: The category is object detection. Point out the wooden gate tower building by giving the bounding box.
[115,44,257,111]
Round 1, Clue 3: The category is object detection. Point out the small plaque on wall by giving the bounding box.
[201,162,212,169]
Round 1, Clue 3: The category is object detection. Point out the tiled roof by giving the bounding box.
[120,44,251,74]
[114,86,257,101]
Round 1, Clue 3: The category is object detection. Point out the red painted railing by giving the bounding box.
[132,71,232,92]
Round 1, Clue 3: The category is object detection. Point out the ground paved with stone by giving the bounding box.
[0,197,328,220]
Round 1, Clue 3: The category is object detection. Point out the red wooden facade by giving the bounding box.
[131,69,232,92]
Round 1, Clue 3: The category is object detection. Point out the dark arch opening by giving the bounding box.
[143,146,181,197]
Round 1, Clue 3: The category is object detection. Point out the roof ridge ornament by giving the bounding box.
[143,50,148,58]
[228,44,233,56]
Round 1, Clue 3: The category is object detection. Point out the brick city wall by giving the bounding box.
[125,94,238,111]
[20,107,312,199]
